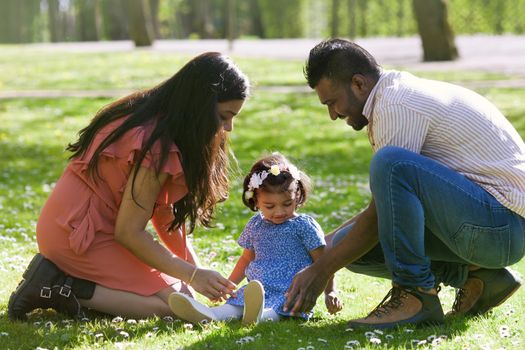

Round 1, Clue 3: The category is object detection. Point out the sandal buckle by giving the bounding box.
[40,287,52,298]
[59,284,71,298]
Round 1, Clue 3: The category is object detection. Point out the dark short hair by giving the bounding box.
[304,38,381,88]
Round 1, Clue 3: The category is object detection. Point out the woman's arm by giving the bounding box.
[185,239,200,266]
[151,204,200,266]
[228,248,255,285]
[114,166,235,299]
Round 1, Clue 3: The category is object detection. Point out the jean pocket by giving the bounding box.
[452,223,510,268]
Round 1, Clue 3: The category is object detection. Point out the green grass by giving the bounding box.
[1,46,525,349]
[0,45,514,92]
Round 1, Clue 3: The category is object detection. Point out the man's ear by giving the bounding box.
[351,74,374,99]
[351,74,368,91]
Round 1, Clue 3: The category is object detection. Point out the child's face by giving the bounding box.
[255,190,297,224]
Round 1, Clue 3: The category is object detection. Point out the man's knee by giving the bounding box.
[369,146,418,191]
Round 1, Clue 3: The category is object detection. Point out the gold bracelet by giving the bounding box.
[188,266,198,284]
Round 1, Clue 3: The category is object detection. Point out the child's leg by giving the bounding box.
[211,304,243,321]
[261,308,281,321]
[168,292,217,324]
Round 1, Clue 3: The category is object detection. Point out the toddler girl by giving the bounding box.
[169,153,342,325]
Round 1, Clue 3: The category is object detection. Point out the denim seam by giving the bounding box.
[385,159,491,286]
[389,160,502,209]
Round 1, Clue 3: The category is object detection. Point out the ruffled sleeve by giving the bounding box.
[238,214,260,249]
[297,215,326,251]
[83,118,188,206]
[140,142,188,205]
[63,117,188,255]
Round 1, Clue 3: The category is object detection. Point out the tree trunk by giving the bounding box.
[100,0,128,40]
[0,0,40,43]
[225,0,236,50]
[347,0,357,39]
[76,0,99,41]
[413,0,458,61]
[126,0,154,47]
[148,0,161,39]
[48,0,62,42]
[190,0,215,38]
[357,0,368,37]
[331,0,340,38]
[249,0,264,38]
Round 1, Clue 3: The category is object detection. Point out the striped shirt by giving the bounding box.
[363,70,525,217]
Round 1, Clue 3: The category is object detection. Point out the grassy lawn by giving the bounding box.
[0,45,513,92]
[1,45,525,349]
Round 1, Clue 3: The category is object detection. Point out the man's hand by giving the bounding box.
[324,290,343,314]
[284,264,329,315]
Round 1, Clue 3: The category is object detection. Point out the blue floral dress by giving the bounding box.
[226,213,325,319]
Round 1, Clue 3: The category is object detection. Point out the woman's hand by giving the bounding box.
[324,290,343,314]
[189,267,236,301]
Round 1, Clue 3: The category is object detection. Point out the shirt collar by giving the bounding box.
[363,69,392,120]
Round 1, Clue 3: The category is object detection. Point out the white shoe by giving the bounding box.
[242,280,264,326]
[168,292,216,324]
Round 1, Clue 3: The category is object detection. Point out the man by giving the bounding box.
[284,38,525,329]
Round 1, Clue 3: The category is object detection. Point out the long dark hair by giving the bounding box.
[67,52,250,232]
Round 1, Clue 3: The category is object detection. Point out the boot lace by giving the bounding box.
[368,286,409,318]
[451,287,466,313]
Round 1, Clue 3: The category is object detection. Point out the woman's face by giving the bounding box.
[217,99,245,132]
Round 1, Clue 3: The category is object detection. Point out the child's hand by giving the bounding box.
[324,290,343,314]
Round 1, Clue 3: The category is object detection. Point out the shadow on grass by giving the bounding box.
[176,316,473,350]
[0,310,475,350]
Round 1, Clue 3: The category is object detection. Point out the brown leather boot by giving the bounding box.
[347,285,444,329]
[8,254,96,321]
[448,267,521,316]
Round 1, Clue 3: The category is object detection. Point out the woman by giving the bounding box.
[8,52,250,320]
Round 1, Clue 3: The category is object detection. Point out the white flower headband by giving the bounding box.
[244,164,301,200]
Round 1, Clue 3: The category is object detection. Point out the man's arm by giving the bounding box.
[284,198,378,314]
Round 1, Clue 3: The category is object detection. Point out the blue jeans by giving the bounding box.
[334,146,525,289]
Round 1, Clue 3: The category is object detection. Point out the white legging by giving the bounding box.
[211,304,281,322]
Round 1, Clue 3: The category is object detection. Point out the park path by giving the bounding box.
[2,34,525,99]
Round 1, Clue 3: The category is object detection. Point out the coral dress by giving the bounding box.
[37,117,189,296]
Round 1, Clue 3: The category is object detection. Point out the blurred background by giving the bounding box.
[1,0,525,61]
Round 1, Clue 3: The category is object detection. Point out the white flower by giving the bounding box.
[119,331,129,338]
[249,171,269,190]
[244,190,254,200]
[269,165,280,176]
[288,164,300,179]
[369,337,381,345]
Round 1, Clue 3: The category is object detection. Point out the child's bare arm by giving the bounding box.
[228,248,255,285]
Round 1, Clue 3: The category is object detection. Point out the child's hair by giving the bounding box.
[242,152,311,211]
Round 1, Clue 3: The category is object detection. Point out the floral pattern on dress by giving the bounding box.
[226,213,325,319]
